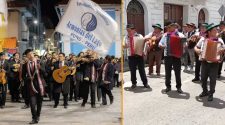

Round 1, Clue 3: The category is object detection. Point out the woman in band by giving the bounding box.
[195,23,225,101]
[145,24,163,76]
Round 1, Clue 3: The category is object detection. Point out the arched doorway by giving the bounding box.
[127,0,145,35]
[198,9,206,25]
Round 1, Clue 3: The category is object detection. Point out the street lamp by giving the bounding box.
[33,19,38,25]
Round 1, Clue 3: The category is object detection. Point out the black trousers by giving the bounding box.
[8,78,20,101]
[22,83,30,106]
[30,94,42,120]
[101,84,113,104]
[54,93,68,106]
[0,84,7,106]
[201,61,219,95]
[128,55,148,85]
[194,53,201,79]
[114,74,119,87]
[218,62,223,77]
[82,81,96,105]
[164,56,182,89]
[69,77,75,100]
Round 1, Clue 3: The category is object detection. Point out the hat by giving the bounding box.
[186,23,196,28]
[200,23,208,27]
[220,21,225,26]
[152,24,163,30]
[24,49,33,55]
[126,24,135,29]
[0,52,4,57]
[165,21,180,28]
[205,23,219,32]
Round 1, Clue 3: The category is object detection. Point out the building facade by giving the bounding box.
[123,0,225,36]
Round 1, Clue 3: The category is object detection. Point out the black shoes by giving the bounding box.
[208,94,213,101]
[131,84,137,89]
[110,97,114,104]
[165,88,171,93]
[53,105,58,108]
[91,104,96,108]
[29,119,38,124]
[64,105,68,109]
[144,84,151,89]
[199,92,209,97]
[199,92,213,101]
[192,78,200,82]
[21,105,29,109]
[81,102,85,107]
[177,88,183,93]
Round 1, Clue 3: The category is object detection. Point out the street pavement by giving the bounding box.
[0,88,121,125]
[124,64,225,125]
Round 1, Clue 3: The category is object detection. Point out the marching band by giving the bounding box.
[0,49,121,124]
[125,21,225,100]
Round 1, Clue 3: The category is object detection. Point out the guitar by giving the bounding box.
[52,66,72,84]
[0,63,6,85]
[52,64,78,84]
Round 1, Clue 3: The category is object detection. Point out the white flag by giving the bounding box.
[56,0,118,55]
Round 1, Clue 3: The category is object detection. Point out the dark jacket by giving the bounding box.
[22,60,45,96]
[52,61,70,94]
[83,59,100,83]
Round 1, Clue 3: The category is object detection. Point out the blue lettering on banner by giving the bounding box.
[67,21,85,36]
[85,41,96,50]
[70,33,82,41]
[67,21,103,50]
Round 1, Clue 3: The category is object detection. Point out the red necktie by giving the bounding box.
[129,34,135,56]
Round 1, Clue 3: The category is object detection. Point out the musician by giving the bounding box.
[99,55,114,105]
[52,52,70,109]
[217,21,225,78]
[124,24,150,89]
[0,52,9,109]
[81,50,100,108]
[113,58,120,87]
[195,23,225,101]
[8,52,21,102]
[159,22,185,93]
[22,49,45,124]
[186,23,198,71]
[68,54,76,101]
[20,55,30,109]
[75,52,85,101]
[145,24,163,76]
[192,23,208,82]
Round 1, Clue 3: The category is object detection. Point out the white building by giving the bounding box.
[123,0,225,36]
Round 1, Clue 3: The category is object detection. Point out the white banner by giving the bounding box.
[56,0,118,55]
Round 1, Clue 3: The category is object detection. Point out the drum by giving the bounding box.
[168,34,185,58]
[201,39,222,62]
[133,35,145,56]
